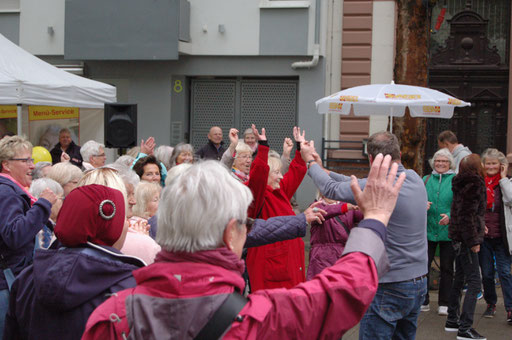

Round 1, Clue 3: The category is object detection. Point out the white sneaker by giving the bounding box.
[438,306,448,316]
[421,304,430,312]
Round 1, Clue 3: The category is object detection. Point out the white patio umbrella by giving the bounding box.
[316,81,470,119]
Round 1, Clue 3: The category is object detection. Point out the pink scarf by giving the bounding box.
[231,167,249,182]
[0,173,37,205]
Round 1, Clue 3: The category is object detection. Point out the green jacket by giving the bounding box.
[424,172,455,242]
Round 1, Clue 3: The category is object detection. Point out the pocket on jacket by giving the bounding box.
[264,243,292,283]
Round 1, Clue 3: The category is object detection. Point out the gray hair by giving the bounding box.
[155,145,174,170]
[367,131,401,161]
[30,178,63,198]
[243,128,255,138]
[32,161,52,180]
[165,163,192,186]
[170,143,194,166]
[481,148,507,165]
[235,142,253,156]
[114,155,136,168]
[429,148,455,170]
[46,162,83,187]
[80,140,105,162]
[156,160,253,252]
[107,163,140,189]
[0,135,32,171]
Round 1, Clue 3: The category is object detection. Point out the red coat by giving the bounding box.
[246,144,307,291]
[81,247,381,340]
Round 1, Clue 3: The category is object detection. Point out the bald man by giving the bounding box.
[195,126,226,161]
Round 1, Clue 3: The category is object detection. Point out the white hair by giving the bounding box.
[429,148,455,170]
[114,155,136,168]
[30,178,63,198]
[481,148,507,165]
[80,140,104,162]
[107,163,140,189]
[32,161,52,180]
[165,163,192,186]
[156,160,253,252]
[155,145,174,170]
[132,181,161,219]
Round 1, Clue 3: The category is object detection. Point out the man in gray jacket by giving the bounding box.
[437,130,471,173]
[300,131,428,340]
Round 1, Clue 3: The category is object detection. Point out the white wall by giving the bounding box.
[0,0,20,11]
[19,0,64,55]
[179,0,260,55]
[369,0,395,134]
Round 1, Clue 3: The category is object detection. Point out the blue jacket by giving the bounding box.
[147,214,307,247]
[0,176,51,290]
[3,243,145,340]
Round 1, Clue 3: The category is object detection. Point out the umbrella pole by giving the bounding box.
[16,104,22,136]
[390,115,393,133]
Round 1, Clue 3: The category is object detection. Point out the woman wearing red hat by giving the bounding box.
[3,177,145,340]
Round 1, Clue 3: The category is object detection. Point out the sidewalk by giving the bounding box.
[343,290,511,340]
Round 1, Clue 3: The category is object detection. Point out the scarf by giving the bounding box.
[485,173,501,210]
[231,167,249,182]
[0,173,37,205]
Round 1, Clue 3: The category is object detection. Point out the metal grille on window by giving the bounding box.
[240,81,297,152]
[190,80,236,151]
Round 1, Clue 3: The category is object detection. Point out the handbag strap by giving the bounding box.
[194,292,248,340]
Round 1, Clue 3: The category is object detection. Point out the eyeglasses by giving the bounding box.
[93,153,106,157]
[9,157,34,164]
[238,217,255,233]
[434,159,450,163]
[236,155,252,160]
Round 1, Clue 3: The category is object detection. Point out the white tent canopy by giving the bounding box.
[0,33,116,108]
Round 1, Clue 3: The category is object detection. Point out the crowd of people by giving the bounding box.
[0,125,510,340]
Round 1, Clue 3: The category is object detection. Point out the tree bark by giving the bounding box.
[392,0,430,175]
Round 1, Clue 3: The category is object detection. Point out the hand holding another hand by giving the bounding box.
[304,201,327,224]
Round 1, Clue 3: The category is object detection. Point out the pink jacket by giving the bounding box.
[82,225,388,340]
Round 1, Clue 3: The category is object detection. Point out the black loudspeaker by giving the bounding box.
[104,103,137,148]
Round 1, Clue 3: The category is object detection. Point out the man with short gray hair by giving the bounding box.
[301,130,428,340]
[195,126,225,161]
[50,128,83,167]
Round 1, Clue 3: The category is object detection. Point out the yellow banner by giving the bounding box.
[29,106,79,121]
[0,105,17,119]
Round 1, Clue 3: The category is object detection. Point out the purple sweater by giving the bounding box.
[307,202,363,280]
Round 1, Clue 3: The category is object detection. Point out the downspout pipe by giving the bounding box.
[291,0,321,69]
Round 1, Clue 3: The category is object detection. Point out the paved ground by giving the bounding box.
[343,290,511,340]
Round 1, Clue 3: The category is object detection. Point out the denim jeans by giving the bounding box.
[447,243,481,332]
[359,277,427,340]
[425,240,455,306]
[0,288,9,340]
[479,237,512,310]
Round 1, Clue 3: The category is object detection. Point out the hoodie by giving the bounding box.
[3,243,145,340]
[452,145,471,173]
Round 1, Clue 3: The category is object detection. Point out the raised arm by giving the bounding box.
[280,127,307,199]
[247,125,269,218]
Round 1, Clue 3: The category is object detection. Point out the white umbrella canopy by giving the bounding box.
[316,81,470,119]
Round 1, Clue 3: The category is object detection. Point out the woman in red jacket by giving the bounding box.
[246,125,308,291]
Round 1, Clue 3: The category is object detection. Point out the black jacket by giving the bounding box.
[195,140,226,161]
[50,141,83,167]
[449,172,486,247]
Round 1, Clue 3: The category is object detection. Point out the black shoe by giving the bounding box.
[457,328,486,340]
[445,320,459,332]
[483,304,496,318]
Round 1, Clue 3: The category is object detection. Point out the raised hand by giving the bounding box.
[140,137,156,155]
[60,151,70,163]
[282,137,293,157]
[501,162,508,179]
[350,154,405,226]
[251,124,267,142]
[300,140,316,162]
[304,201,327,224]
[293,127,306,143]
[228,128,239,146]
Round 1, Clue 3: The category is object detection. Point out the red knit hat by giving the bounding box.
[55,184,125,247]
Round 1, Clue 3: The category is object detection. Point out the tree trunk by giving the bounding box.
[392,0,430,176]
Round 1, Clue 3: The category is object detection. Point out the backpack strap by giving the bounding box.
[334,216,351,236]
[423,174,431,186]
[194,292,248,340]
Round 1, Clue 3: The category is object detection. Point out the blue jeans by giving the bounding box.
[0,289,9,340]
[359,277,427,340]
[479,237,512,310]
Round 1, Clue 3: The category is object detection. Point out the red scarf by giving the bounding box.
[0,173,37,205]
[485,173,501,210]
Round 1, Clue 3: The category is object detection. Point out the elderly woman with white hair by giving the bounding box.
[479,148,512,322]
[80,140,106,171]
[82,155,403,339]
[421,148,456,315]
[170,142,194,167]
[0,136,57,336]
[46,162,83,197]
[30,178,64,249]
[221,129,253,182]
[32,161,52,180]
